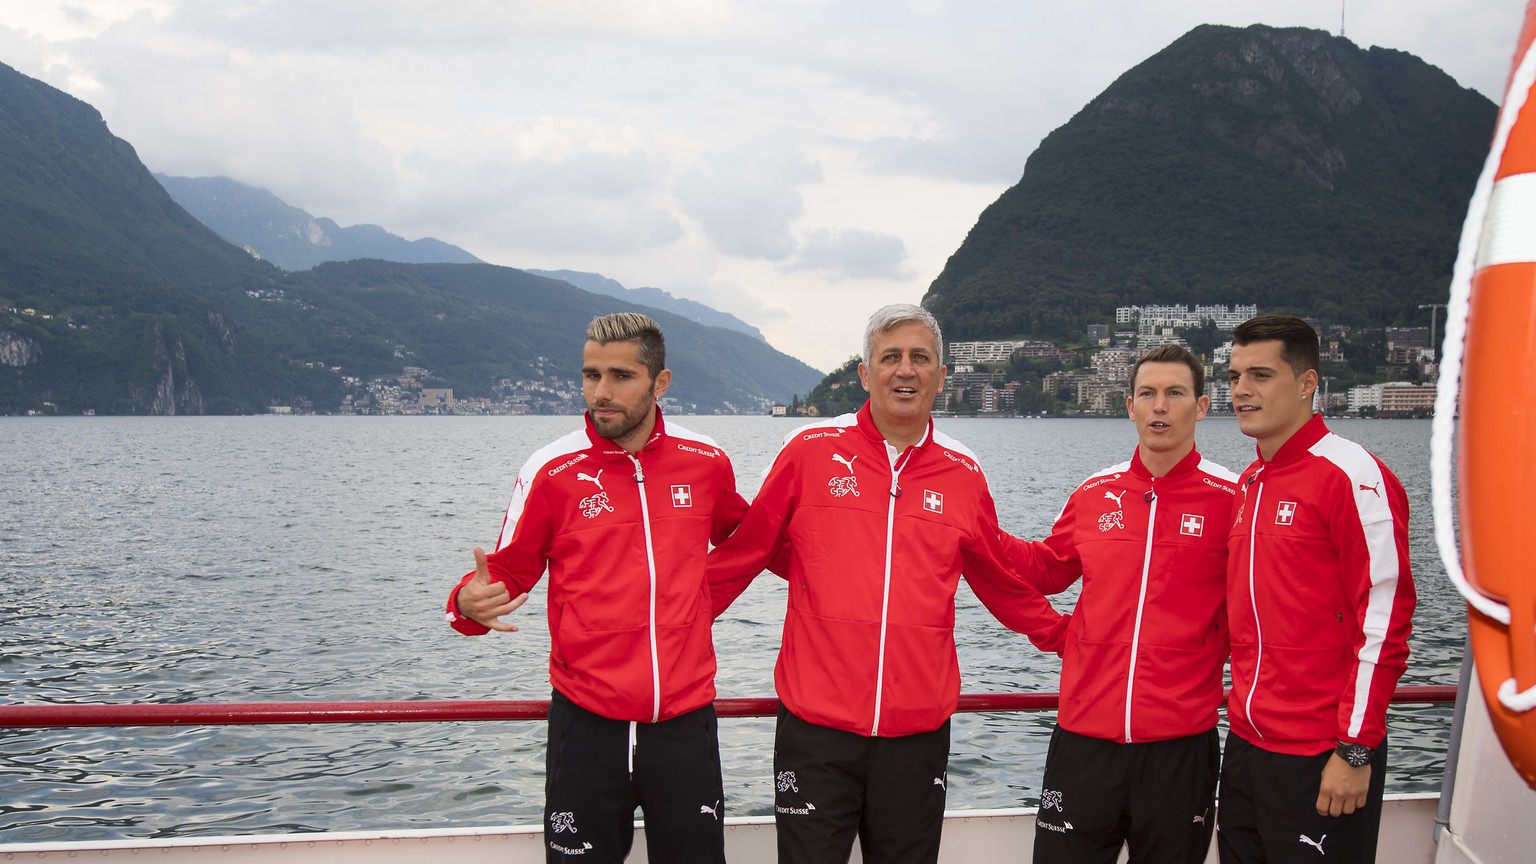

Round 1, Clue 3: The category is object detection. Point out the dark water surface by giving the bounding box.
[0,416,1456,841]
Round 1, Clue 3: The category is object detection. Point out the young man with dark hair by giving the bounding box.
[447,311,745,864]
[1219,314,1416,864]
[706,303,1068,864]
[1008,343,1238,864]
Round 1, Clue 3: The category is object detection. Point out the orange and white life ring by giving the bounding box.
[1436,0,1536,790]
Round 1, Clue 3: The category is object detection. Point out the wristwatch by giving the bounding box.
[1335,741,1373,768]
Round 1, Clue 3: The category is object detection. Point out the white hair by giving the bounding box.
[862,304,943,366]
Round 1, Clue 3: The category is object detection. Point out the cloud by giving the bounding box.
[785,228,911,281]
[369,117,687,256]
[447,192,685,258]
[674,129,823,260]
[0,0,1512,373]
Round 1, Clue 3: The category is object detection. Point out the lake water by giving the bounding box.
[0,415,1458,842]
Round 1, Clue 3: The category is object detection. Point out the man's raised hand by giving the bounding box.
[456,546,529,632]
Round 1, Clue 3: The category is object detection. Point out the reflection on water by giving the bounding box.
[0,416,1456,840]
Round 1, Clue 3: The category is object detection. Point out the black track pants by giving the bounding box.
[1216,732,1387,864]
[543,690,726,864]
[1032,725,1219,864]
[771,705,951,864]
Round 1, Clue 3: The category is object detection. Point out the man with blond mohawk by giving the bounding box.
[446,312,747,864]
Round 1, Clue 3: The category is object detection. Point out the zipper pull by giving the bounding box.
[627,721,637,779]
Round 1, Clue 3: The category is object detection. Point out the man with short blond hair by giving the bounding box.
[447,311,745,864]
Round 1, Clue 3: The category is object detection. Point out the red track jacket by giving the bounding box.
[1227,414,1416,755]
[1008,447,1239,743]
[707,402,1068,738]
[446,411,747,724]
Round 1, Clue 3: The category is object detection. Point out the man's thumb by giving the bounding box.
[472,546,492,583]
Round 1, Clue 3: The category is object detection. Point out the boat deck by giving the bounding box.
[0,796,1440,863]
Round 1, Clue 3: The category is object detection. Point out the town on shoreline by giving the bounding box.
[267,304,1439,419]
[6,303,1430,418]
[776,305,1439,422]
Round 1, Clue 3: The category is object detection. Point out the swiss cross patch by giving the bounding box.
[671,484,693,508]
[1276,501,1297,525]
[1180,514,1204,537]
[923,489,944,514]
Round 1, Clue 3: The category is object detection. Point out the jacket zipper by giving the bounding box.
[1242,468,1266,740]
[1124,486,1157,743]
[629,454,662,725]
[870,447,911,737]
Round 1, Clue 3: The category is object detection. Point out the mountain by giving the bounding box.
[268,260,819,412]
[0,61,307,414]
[525,269,766,341]
[156,174,483,271]
[152,178,769,343]
[922,24,1497,341]
[0,61,821,415]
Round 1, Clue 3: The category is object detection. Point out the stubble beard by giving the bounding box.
[589,396,654,445]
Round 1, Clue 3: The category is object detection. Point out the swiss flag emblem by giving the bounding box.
[671,485,693,508]
[1180,514,1204,537]
[1276,501,1297,525]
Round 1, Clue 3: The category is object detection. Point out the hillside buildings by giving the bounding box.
[1116,303,1258,331]
[939,306,1435,418]
[274,302,1436,419]
[1378,383,1437,417]
[948,340,1078,364]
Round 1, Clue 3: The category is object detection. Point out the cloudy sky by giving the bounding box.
[0,1,1517,371]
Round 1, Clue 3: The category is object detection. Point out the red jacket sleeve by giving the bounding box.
[709,452,750,546]
[1000,493,1084,596]
[706,446,797,617]
[965,487,1071,653]
[445,472,555,636]
[1332,463,1416,748]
